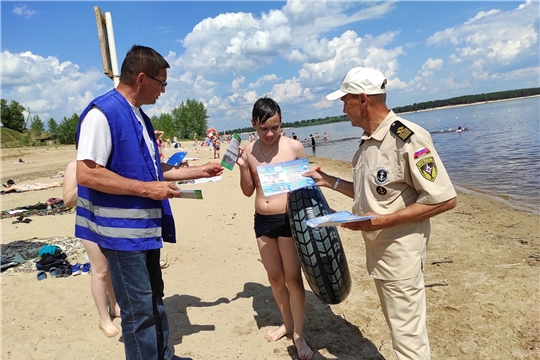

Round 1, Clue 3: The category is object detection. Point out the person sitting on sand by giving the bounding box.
[2,179,62,194]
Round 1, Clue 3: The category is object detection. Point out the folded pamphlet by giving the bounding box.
[256,158,316,197]
[176,190,203,199]
[306,211,375,228]
[221,133,242,170]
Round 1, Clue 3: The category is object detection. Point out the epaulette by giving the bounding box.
[390,120,414,142]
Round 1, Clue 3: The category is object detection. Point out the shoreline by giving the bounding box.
[394,94,540,116]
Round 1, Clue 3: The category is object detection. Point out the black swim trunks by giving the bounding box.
[254,212,292,239]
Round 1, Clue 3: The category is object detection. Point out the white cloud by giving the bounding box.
[421,58,443,76]
[440,76,471,90]
[387,77,408,91]
[448,54,462,65]
[167,1,401,126]
[426,1,538,67]
[231,76,245,91]
[1,51,106,121]
[12,5,37,18]
[248,74,280,89]
[406,59,444,91]
[270,78,313,104]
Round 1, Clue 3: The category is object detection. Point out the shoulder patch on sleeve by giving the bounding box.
[390,120,414,142]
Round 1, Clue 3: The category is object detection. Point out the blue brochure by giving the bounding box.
[306,211,375,228]
[256,158,316,197]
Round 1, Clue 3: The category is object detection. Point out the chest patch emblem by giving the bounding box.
[416,156,438,182]
[376,168,388,184]
[376,186,387,195]
[414,147,431,159]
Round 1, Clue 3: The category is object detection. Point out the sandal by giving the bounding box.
[63,265,72,277]
[37,270,47,281]
[56,265,65,278]
[49,267,58,278]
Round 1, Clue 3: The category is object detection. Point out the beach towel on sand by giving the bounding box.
[1,201,73,220]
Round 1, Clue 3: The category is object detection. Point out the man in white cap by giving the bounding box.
[305,67,457,359]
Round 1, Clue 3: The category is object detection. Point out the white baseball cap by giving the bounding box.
[326,67,387,101]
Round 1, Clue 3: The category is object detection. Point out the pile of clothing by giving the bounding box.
[35,245,72,277]
[1,198,73,220]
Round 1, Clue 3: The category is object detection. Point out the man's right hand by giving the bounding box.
[302,169,332,188]
[144,181,180,200]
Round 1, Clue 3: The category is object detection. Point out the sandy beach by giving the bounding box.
[1,144,539,360]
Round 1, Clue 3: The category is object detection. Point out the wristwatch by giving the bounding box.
[332,177,341,190]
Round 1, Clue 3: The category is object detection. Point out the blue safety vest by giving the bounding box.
[75,89,176,250]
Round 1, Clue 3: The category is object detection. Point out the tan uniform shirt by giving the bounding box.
[352,111,456,280]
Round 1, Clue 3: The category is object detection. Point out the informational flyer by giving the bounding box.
[176,190,203,199]
[306,211,375,228]
[256,158,316,197]
[221,133,242,170]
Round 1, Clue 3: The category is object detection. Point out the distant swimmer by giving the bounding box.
[323,132,328,141]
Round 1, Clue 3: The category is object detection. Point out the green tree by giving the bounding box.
[47,118,58,138]
[172,98,208,139]
[31,114,45,136]
[56,113,79,144]
[150,113,176,140]
[1,99,26,132]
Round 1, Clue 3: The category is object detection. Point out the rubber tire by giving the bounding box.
[288,186,352,304]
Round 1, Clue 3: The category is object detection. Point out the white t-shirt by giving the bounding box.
[77,104,159,178]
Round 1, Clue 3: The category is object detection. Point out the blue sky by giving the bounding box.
[2,1,539,132]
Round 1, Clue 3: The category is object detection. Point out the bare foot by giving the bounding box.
[265,324,291,342]
[99,322,120,338]
[294,336,314,360]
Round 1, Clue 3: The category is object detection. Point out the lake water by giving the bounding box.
[241,97,540,214]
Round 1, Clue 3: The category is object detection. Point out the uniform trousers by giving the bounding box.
[374,271,430,360]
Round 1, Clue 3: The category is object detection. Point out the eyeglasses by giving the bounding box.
[146,74,168,88]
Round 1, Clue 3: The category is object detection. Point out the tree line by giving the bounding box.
[391,87,540,113]
[0,98,209,146]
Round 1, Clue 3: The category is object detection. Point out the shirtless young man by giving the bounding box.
[236,97,314,360]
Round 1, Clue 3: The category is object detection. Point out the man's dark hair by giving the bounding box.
[252,97,281,125]
[120,45,170,84]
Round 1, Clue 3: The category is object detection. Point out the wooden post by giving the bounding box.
[94,6,113,80]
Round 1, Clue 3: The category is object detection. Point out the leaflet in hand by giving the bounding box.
[256,158,316,197]
[221,133,241,171]
[306,211,375,228]
[176,190,203,199]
